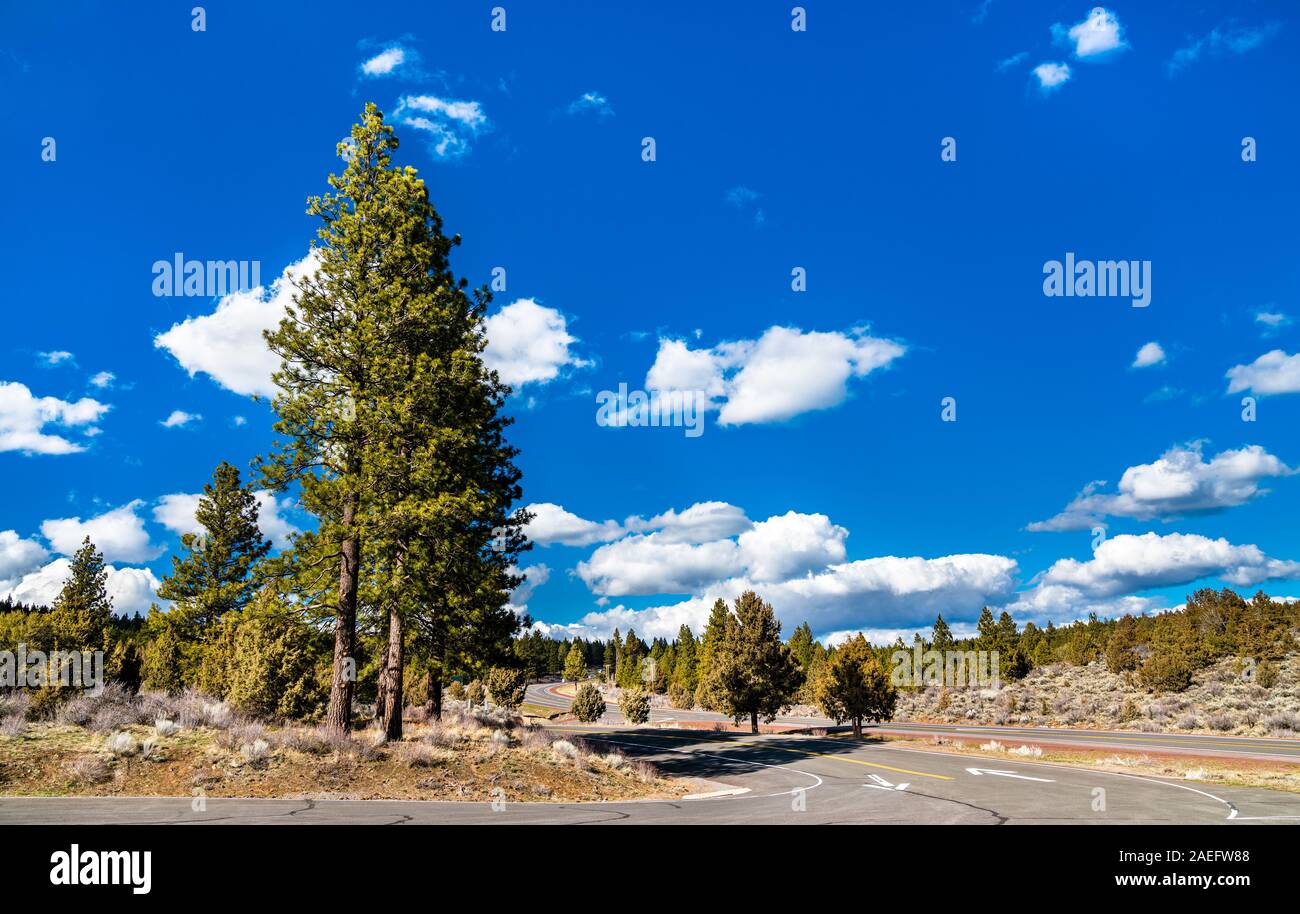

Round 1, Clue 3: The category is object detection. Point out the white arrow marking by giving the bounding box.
[965,767,1055,783]
[864,774,910,791]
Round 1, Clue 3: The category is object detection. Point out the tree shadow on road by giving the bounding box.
[570,726,899,781]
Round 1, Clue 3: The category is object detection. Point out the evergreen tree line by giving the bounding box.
[515,586,1299,733]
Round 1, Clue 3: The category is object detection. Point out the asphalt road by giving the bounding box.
[2,727,1298,824]
[528,682,1300,763]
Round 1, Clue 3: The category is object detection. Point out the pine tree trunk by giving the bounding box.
[325,488,360,733]
[750,710,758,734]
[381,599,403,740]
[852,717,862,738]
[426,665,442,720]
[379,543,407,740]
[375,620,389,728]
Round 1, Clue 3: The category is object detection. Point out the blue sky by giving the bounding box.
[1,1,1298,644]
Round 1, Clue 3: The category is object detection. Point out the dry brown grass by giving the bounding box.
[0,716,688,802]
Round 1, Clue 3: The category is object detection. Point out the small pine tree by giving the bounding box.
[670,624,698,698]
[48,537,113,651]
[1257,658,1280,689]
[571,682,606,723]
[1104,615,1140,673]
[931,614,955,651]
[694,599,731,710]
[1139,648,1192,693]
[1031,637,1054,667]
[486,666,527,710]
[814,634,897,737]
[618,687,651,725]
[974,607,998,651]
[140,608,185,694]
[219,594,329,719]
[563,642,587,683]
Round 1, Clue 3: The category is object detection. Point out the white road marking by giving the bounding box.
[865,774,909,791]
[683,786,752,800]
[884,742,1245,820]
[965,767,1056,783]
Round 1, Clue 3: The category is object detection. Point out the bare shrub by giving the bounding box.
[217,722,267,750]
[89,704,138,734]
[275,724,376,760]
[1008,744,1043,758]
[395,742,443,768]
[0,712,26,737]
[404,705,429,724]
[426,723,467,749]
[516,725,552,752]
[629,760,657,783]
[104,731,138,757]
[1264,711,1300,731]
[240,738,271,766]
[64,754,112,785]
[1206,712,1235,732]
[0,692,31,719]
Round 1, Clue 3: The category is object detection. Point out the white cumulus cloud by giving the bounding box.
[644,325,905,426]
[392,94,489,159]
[154,253,318,399]
[0,381,109,455]
[41,500,162,564]
[524,503,624,547]
[1055,7,1127,58]
[0,531,49,585]
[161,410,201,428]
[482,298,588,388]
[1032,532,1300,601]
[0,557,161,616]
[360,46,406,77]
[1131,341,1165,368]
[1034,61,1071,91]
[566,91,613,118]
[1226,350,1300,395]
[1029,442,1294,531]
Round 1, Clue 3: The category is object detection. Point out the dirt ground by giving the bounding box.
[0,721,690,802]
